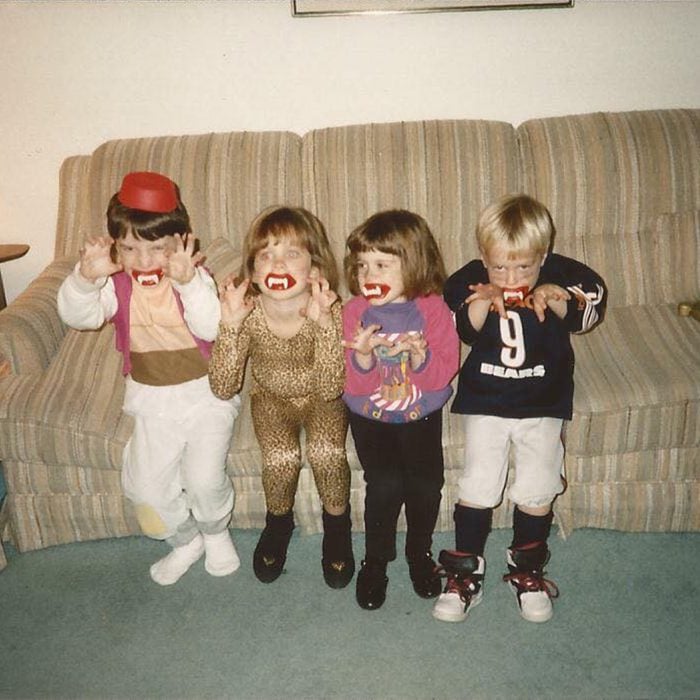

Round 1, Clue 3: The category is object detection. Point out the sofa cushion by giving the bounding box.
[517,110,700,250]
[57,130,304,259]
[556,209,700,308]
[647,209,700,305]
[524,208,700,464]
[203,237,242,283]
[302,119,520,286]
[569,304,700,456]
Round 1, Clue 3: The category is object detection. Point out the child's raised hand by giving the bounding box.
[531,283,570,322]
[165,233,204,285]
[466,282,507,319]
[78,235,122,283]
[342,323,392,356]
[385,332,428,370]
[302,271,337,328]
[219,276,254,328]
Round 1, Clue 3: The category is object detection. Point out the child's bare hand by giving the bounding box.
[466,283,507,319]
[165,233,203,285]
[531,283,570,322]
[219,276,254,327]
[79,235,122,282]
[385,332,428,369]
[302,271,337,328]
[342,323,391,357]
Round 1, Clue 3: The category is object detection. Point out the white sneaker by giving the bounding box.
[504,543,559,623]
[150,534,205,586]
[432,551,485,623]
[203,530,240,577]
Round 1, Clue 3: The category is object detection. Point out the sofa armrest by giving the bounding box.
[0,258,75,375]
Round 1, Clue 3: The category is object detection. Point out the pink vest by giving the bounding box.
[111,272,212,376]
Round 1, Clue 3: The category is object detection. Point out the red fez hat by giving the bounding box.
[117,171,178,213]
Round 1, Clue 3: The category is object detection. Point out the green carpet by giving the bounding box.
[1,528,698,699]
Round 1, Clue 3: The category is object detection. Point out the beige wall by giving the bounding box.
[1,0,699,303]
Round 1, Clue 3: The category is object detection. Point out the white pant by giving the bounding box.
[458,415,566,509]
[121,376,239,544]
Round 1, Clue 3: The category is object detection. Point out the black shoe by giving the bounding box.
[253,511,294,584]
[322,507,355,589]
[407,552,441,599]
[356,558,388,610]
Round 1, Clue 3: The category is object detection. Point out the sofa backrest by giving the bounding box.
[54,131,304,260]
[518,109,700,307]
[53,109,699,308]
[301,119,520,285]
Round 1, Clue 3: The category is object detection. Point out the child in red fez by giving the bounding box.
[58,172,241,586]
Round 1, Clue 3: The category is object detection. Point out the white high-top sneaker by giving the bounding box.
[432,550,485,623]
[504,542,559,623]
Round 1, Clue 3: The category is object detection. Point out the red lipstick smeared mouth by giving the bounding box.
[503,286,530,305]
[361,283,391,300]
[132,269,164,287]
[264,273,296,291]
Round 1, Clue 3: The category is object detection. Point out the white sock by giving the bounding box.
[149,534,204,586]
[203,530,240,577]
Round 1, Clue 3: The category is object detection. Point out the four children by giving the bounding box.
[59,171,607,625]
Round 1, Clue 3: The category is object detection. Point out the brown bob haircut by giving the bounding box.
[241,205,340,294]
[344,209,446,300]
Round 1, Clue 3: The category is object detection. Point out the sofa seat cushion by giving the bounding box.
[567,302,700,462]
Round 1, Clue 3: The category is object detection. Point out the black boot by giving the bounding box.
[253,511,294,583]
[356,557,388,610]
[322,507,355,589]
[407,551,441,598]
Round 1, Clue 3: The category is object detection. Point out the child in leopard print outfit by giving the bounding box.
[208,205,353,588]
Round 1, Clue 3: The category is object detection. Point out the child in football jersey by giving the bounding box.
[434,194,606,624]
[343,209,460,610]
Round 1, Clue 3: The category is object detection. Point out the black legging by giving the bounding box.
[350,410,445,561]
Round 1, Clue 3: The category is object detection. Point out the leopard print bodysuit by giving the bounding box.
[209,300,350,515]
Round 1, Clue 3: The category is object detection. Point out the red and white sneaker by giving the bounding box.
[432,550,485,623]
[503,541,559,623]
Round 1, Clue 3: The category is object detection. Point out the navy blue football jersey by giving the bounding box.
[444,253,607,420]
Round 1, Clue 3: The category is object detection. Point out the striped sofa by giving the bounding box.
[1,109,698,562]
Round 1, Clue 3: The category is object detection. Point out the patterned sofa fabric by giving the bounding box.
[517,110,700,532]
[0,130,304,551]
[0,109,698,555]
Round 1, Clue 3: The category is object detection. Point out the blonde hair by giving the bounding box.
[241,206,339,293]
[477,194,554,258]
[344,209,446,299]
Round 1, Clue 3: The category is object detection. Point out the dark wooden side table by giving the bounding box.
[0,244,30,311]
